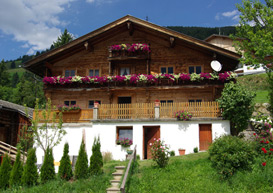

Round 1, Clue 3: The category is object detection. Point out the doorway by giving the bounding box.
[118,97,131,104]
[199,124,212,151]
[143,126,160,159]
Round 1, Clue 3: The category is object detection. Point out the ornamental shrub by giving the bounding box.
[21,148,38,186]
[40,147,55,183]
[208,135,256,179]
[74,140,89,179]
[10,149,23,187]
[150,138,170,168]
[0,154,12,189]
[89,137,103,175]
[58,143,73,180]
[217,82,255,135]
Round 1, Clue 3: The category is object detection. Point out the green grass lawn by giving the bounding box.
[127,152,273,193]
[255,90,269,103]
[7,68,26,78]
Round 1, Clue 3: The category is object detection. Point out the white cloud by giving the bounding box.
[0,0,74,54]
[222,10,239,18]
[86,0,114,4]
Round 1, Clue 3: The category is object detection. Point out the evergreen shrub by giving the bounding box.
[89,137,103,175]
[0,154,12,189]
[21,148,38,186]
[74,140,89,179]
[10,149,23,187]
[40,147,55,183]
[58,143,73,180]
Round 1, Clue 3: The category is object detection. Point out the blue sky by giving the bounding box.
[0,0,244,61]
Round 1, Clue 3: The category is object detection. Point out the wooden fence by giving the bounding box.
[160,101,220,118]
[98,103,155,120]
[0,141,27,163]
[35,109,93,123]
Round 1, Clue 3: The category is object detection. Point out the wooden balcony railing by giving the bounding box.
[35,102,221,123]
[35,109,93,123]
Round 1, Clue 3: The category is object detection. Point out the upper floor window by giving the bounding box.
[189,99,202,103]
[120,67,130,76]
[88,100,101,108]
[65,70,75,77]
[161,67,174,74]
[160,100,173,104]
[64,100,76,106]
[189,66,201,74]
[89,69,99,77]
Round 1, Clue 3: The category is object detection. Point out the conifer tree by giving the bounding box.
[0,154,12,189]
[74,140,89,179]
[40,147,55,183]
[89,137,103,175]
[21,148,38,186]
[58,143,73,180]
[10,149,23,187]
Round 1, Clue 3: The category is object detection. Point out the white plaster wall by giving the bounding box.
[35,120,230,164]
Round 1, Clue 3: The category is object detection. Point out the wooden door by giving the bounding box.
[199,124,212,151]
[143,126,160,159]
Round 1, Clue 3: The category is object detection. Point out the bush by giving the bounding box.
[89,137,103,175]
[40,147,55,183]
[58,143,73,180]
[0,154,12,189]
[193,147,198,153]
[170,150,175,156]
[150,138,170,168]
[10,149,23,187]
[217,82,255,135]
[208,135,256,179]
[74,140,89,179]
[21,148,39,186]
[102,152,113,164]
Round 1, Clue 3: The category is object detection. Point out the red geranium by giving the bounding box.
[262,162,266,166]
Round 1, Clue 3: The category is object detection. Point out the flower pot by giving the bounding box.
[61,109,81,114]
[179,149,185,155]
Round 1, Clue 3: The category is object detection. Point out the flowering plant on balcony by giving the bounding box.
[116,138,133,147]
[57,104,81,112]
[175,110,192,121]
[43,72,237,86]
[110,43,151,53]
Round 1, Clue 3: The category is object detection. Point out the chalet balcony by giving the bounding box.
[35,102,222,123]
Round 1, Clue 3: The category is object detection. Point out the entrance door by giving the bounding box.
[143,126,160,159]
[199,124,212,151]
[118,97,131,104]
[118,97,131,119]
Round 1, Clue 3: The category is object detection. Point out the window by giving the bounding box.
[188,99,202,103]
[116,127,133,143]
[65,70,75,77]
[160,100,173,104]
[64,100,76,106]
[160,66,174,74]
[189,66,201,74]
[88,100,101,108]
[120,67,130,76]
[89,69,99,76]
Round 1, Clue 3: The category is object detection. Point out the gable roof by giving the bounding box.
[0,100,33,118]
[24,15,241,76]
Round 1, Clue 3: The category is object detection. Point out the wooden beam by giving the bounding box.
[127,21,134,36]
[170,36,175,48]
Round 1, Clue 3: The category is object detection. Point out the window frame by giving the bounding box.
[188,65,202,74]
[89,69,100,77]
[160,66,174,74]
[88,100,101,109]
[64,100,77,106]
[64,69,76,77]
[116,126,133,144]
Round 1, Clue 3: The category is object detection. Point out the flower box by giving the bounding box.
[62,109,81,114]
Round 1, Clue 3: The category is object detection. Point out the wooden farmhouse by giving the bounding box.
[25,15,240,161]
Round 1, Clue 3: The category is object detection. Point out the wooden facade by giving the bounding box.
[25,15,240,111]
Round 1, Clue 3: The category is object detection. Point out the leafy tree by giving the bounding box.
[0,86,14,101]
[10,61,16,69]
[217,82,255,135]
[11,72,19,88]
[40,147,55,183]
[89,137,103,175]
[9,149,23,187]
[58,143,73,180]
[0,59,10,86]
[234,0,273,114]
[21,148,38,186]
[0,154,12,189]
[53,29,74,48]
[74,140,89,179]
[31,98,65,154]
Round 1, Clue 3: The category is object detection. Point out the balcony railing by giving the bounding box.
[35,102,221,123]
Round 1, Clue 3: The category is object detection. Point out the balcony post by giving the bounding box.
[93,102,99,120]
[154,100,160,119]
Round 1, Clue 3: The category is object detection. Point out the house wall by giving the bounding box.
[35,120,230,165]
